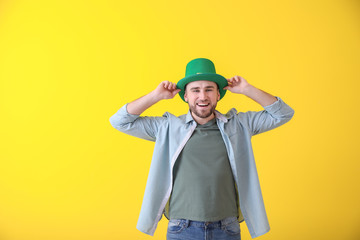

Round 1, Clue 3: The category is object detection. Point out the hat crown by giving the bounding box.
[185,58,216,77]
[177,57,227,102]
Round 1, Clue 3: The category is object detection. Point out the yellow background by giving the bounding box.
[0,0,359,239]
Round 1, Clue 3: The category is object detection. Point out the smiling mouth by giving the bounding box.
[196,103,210,108]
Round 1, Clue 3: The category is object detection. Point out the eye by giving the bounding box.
[192,90,200,93]
[206,89,213,92]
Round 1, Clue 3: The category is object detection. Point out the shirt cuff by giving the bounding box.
[263,96,282,112]
[112,103,141,123]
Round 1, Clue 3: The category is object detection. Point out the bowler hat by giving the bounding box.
[177,58,228,102]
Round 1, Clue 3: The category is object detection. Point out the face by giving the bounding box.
[184,80,220,123]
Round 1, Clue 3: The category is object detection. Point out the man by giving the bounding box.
[109,58,294,239]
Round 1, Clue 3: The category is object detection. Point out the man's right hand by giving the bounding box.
[126,81,181,115]
[153,81,181,100]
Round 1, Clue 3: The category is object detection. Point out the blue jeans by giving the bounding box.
[166,217,241,240]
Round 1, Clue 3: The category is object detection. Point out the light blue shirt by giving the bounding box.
[109,97,294,238]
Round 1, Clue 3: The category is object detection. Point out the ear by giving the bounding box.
[184,91,188,102]
[217,89,220,101]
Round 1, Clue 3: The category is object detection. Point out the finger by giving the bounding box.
[171,89,181,97]
[166,82,171,89]
[163,81,169,89]
[169,83,175,90]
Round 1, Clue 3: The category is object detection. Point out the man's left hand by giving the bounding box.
[223,76,251,94]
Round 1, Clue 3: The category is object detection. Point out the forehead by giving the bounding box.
[186,80,217,88]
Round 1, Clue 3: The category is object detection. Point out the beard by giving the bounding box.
[188,101,217,119]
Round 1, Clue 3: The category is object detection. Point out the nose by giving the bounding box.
[199,90,207,100]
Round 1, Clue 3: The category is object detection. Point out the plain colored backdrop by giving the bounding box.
[0,0,359,239]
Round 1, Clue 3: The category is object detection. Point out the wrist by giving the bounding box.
[149,90,163,102]
[241,84,255,96]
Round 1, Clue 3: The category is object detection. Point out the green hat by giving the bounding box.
[177,58,228,102]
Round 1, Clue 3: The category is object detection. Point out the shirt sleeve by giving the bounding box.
[109,103,166,141]
[237,97,295,136]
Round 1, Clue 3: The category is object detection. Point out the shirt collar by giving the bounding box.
[185,110,228,124]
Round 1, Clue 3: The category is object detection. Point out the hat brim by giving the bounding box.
[176,73,228,102]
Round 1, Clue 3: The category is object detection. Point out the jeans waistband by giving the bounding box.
[171,216,238,228]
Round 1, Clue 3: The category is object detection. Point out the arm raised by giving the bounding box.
[110,81,181,141]
[127,81,180,115]
[224,75,277,107]
[224,75,294,135]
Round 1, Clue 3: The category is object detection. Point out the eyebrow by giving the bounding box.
[189,86,215,91]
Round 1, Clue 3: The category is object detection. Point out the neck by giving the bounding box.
[191,112,216,125]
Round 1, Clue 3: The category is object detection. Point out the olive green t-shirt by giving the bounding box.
[167,118,239,221]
